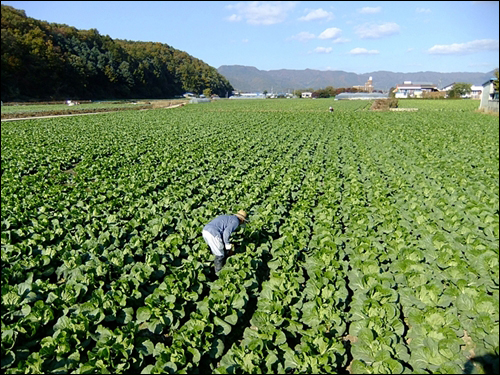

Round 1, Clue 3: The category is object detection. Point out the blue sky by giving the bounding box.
[2,1,499,74]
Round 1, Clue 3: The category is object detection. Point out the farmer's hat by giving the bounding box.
[235,210,248,222]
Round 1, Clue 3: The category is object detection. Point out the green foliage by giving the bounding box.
[1,99,499,374]
[314,86,335,98]
[447,82,472,98]
[203,88,212,98]
[0,4,233,101]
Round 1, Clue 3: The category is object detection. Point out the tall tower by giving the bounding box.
[366,76,373,93]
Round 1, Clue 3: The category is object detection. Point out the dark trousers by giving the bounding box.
[214,255,225,273]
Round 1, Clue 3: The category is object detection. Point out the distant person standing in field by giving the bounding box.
[202,210,248,274]
[329,106,334,113]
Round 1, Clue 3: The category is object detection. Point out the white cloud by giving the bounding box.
[225,1,298,25]
[355,22,400,39]
[318,27,342,40]
[416,7,431,13]
[290,29,348,43]
[349,48,379,55]
[427,39,499,54]
[468,62,492,67]
[313,47,333,54]
[358,7,382,14]
[299,8,334,21]
[333,37,351,44]
[227,14,242,22]
[289,31,316,42]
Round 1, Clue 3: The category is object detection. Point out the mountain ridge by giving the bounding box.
[218,65,496,93]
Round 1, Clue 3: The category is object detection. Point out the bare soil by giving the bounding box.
[1,99,189,121]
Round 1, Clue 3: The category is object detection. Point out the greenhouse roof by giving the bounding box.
[335,92,389,100]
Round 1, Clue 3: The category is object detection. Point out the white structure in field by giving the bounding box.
[335,92,388,100]
[229,92,266,99]
[479,78,499,112]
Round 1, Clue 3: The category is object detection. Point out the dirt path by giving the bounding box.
[2,111,114,122]
[1,103,186,122]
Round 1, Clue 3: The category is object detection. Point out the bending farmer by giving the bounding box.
[202,210,248,274]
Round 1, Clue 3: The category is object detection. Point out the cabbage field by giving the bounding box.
[1,98,498,374]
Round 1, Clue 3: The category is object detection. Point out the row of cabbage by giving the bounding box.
[1,108,289,373]
[2,107,348,373]
[337,109,498,374]
[2,100,498,374]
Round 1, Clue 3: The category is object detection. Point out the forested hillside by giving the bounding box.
[1,5,234,101]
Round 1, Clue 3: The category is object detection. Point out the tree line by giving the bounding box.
[1,5,234,102]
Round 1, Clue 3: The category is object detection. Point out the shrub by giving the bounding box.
[422,91,446,99]
[371,98,398,111]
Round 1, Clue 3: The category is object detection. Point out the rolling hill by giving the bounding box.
[218,65,495,93]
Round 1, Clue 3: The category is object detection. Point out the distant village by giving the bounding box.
[214,75,498,113]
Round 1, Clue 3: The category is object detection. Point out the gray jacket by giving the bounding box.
[203,215,240,249]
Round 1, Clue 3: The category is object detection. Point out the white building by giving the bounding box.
[440,82,483,99]
[301,92,313,98]
[441,83,455,92]
[469,85,483,99]
[393,81,438,98]
[353,76,374,93]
